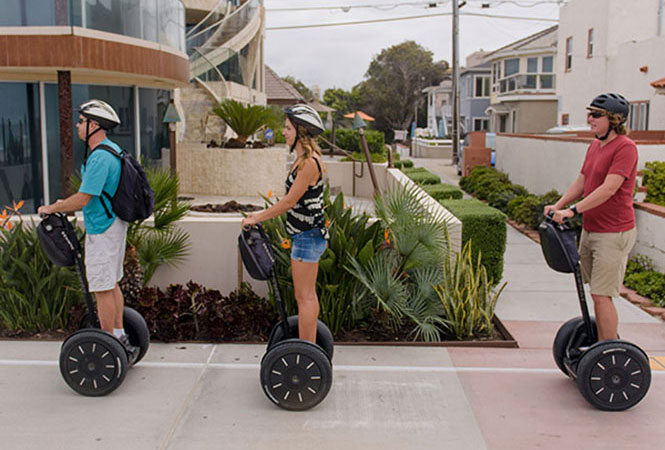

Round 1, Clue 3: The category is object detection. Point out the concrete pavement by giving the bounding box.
[1,158,664,449]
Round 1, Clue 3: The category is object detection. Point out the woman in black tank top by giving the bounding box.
[241,105,328,344]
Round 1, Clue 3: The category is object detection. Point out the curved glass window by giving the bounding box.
[0,0,185,52]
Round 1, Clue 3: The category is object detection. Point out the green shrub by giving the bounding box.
[488,189,516,212]
[0,221,83,332]
[459,166,510,195]
[625,254,655,278]
[320,128,386,155]
[440,198,507,285]
[624,271,665,306]
[506,194,541,229]
[643,160,665,206]
[422,183,464,201]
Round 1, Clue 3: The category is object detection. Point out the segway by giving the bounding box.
[38,213,150,396]
[239,224,333,411]
[538,214,651,411]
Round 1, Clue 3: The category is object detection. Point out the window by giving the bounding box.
[525,57,538,88]
[565,37,573,71]
[474,76,490,97]
[542,56,553,73]
[629,101,649,131]
[473,118,489,131]
[561,114,569,126]
[587,29,594,58]
[504,58,520,76]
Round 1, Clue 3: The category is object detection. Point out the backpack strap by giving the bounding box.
[90,144,123,219]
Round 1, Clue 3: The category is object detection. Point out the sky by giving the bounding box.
[264,0,562,95]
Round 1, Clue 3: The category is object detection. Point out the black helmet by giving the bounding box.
[587,93,629,119]
[79,99,121,130]
[284,104,325,137]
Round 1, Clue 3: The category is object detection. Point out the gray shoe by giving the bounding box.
[119,334,140,363]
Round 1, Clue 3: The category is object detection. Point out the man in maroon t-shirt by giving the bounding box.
[545,93,637,341]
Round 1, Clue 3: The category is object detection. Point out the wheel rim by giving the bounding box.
[264,351,328,408]
[62,341,123,392]
[585,349,648,408]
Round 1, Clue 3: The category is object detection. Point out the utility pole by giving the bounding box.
[451,0,460,165]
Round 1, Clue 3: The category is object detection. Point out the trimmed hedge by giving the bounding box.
[422,183,464,201]
[393,159,414,169]
[320,128,386,155]
[440,198,507,285]
[402,167,441,185]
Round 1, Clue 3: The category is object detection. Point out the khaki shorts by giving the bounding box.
[85,218,128,292]
[579,228,637,297]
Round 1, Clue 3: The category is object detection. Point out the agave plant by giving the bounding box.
[212,99,278,145]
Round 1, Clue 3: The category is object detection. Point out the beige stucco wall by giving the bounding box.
[177,143,287,197]
[496,135,665,195]
[412,138,453,158]
[633,208,665,272]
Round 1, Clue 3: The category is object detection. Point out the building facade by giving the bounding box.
[460,57,491,133]
[0,0,189,214]
[485,25,558,134]
[557,0,665,130]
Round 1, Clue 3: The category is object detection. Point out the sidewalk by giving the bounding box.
[1,158,664,449]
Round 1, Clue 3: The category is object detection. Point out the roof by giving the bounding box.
[651,77,665,88]
[486,25,558,60]
[308,101,336,113]
[343,111,375,121]
[265,65,305,105]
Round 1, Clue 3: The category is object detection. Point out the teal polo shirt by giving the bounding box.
[79,138,123,234]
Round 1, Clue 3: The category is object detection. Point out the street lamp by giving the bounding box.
[353,112,380,196]
[162,99,181,173]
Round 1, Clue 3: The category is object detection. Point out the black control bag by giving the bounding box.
[538,217,580,273]
[37,213,82,267]
[238,225,276,280]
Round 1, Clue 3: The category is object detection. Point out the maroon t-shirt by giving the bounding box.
[580,135,637,232]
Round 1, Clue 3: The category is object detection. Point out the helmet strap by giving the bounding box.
[289,133,299,153]
[596,126,612,141]
[83,121,104,164]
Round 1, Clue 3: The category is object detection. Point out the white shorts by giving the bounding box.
[85,218,128,292]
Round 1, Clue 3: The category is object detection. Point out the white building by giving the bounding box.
[557,0,665,130]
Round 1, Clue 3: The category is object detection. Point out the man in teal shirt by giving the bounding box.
[39,100,131,347]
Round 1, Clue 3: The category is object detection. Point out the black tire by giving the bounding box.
[123,307,150,364]
[59,330,128,396]
[260,339,333,411]
[267,315,334,361]
[576,340,651,411]
[553,317,597,376]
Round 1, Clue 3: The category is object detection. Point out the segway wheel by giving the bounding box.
[553,316,596,376]
[59,330,128,396]
[260,339,333,411]
[123,307,150,364]
[267,316,334,361]
[576,341,651,411]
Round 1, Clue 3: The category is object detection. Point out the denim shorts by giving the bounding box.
[290,228,327,263]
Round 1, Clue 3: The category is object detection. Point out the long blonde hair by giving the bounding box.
[294,126,324,171]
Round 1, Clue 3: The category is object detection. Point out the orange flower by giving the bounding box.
[280,238,291,249]
[325,219,330,228]
[384,228,391,245]
[267,189,273,198]
[5,222,13,230]
[14,200,24,210]
[0,209,6,220]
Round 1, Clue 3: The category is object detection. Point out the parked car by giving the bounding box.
[457,132,496,176]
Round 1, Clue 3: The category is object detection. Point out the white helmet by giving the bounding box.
[284,104,325,136]
[79,99,120,130]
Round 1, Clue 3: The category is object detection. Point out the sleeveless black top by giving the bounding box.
[285,157,329,239]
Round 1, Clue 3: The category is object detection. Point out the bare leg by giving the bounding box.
[591,294,618,341]
[95,289,117,333]
[291,259,320,343]
[112,284,124,329]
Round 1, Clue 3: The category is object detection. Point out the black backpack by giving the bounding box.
[93,144,155,222]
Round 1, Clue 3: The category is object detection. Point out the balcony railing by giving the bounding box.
[495,73,555,94]
[0,0,186,52]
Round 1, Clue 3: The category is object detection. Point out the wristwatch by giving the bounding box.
[570,204,579,216]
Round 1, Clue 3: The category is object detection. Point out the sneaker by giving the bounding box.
[119,334,140,363]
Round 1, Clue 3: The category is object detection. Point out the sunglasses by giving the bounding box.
[587,111,605,119]
[77,118,87,125]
